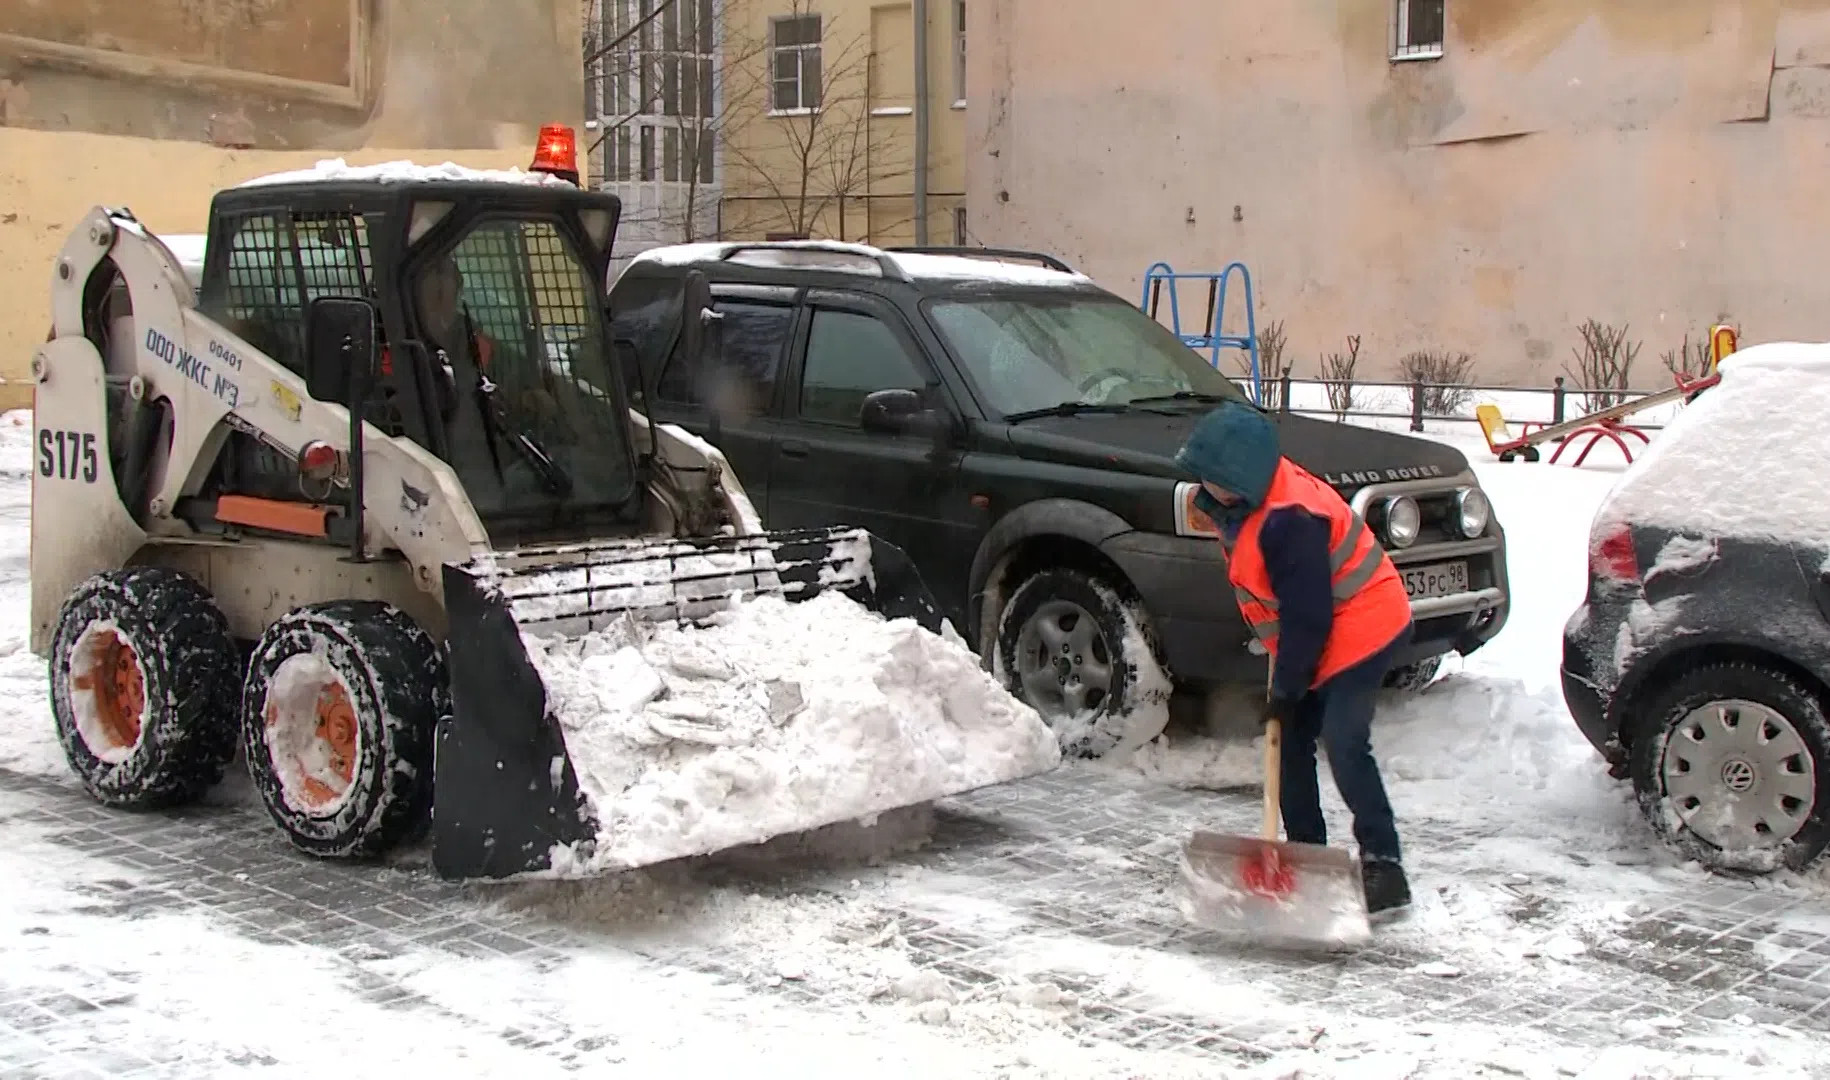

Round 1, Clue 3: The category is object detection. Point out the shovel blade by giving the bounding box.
[1177,829,1371,951]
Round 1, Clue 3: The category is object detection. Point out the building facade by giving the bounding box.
[586,0,726,275]
[718,0,970,248]
[965,0,1830,385]
[0,0,586,410]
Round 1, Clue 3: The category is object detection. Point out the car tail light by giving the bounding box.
[1590,522,1640,586]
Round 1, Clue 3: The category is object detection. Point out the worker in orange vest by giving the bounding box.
[1176,399,1416,917]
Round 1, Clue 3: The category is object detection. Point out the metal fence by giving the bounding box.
[1226,372,1672,434]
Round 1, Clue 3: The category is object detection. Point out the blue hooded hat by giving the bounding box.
[1174,400,1282,529]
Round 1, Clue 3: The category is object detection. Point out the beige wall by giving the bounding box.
[720,0,967,246]
[0,0,584,411]
[967,0,1830,386]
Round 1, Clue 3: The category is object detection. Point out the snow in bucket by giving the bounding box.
[521,589,1062,875]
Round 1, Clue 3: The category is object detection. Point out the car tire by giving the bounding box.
[1382,655,1443,692]
[47,567,243,809]
[242,600,448,860]
[1626,661,1830,875]
[994,568,1172,758]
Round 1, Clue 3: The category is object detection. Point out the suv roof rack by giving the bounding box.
[883,246,1076,274]
[714,241,912,281]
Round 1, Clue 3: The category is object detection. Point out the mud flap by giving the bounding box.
[430,526,948,880]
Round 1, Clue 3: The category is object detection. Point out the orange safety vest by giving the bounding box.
[1224,458,1411,689]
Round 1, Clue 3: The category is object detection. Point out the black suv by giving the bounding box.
[609,242,1511,754]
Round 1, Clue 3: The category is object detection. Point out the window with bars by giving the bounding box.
[1393,0,1445,60]
[594,0,717,184]
[771,13,822,112]
[421,218,635,525]
[204,211,373,376]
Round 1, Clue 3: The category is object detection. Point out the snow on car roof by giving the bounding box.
[234,158,575,189]
[627,241,1088,286]
[1594,340,1830,547]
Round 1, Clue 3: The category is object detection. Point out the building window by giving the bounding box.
[952,1,966,105]
[953,206,967,245]
[1392,0,1444,61]
[771,13,822,112]
[589,0,719,187]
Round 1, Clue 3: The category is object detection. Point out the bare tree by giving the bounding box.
[720,0,910,241]
[1660,324,1727,381]
[1565,320,1639,414]
[1399,349,1476,416]
[584,0,772,245]
[1320,335,1361,422]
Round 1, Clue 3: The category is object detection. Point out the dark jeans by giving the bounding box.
[1279,622,1412,865]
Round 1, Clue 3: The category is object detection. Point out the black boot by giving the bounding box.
[1361,858,1411,917]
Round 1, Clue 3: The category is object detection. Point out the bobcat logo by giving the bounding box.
[400,480,430,517]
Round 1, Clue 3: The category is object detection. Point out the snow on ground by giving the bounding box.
[3,407,1829,1076]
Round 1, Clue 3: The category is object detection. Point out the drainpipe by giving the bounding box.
[912,0,930,244]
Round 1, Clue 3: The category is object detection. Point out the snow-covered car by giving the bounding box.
[1561,342,1830,875]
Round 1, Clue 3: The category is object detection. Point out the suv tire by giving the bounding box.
[1627,661,1830,875]
[994,568,1171,758]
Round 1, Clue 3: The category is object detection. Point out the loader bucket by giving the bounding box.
[430,525,1001,881]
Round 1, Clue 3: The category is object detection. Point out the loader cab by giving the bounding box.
[192,172,651,546]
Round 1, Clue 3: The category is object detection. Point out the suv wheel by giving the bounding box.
[994,568,1171,758]
[1627,662,1830,874]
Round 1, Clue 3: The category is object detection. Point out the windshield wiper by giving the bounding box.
[1002,401,1135,423]
[1127,391,1237,406]
[475,375,573,497]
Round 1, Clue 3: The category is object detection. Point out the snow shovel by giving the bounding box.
[1176,660,1372,950]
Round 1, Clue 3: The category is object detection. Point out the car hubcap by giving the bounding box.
[1014,599,1113,724]
[1660,699,1817,852]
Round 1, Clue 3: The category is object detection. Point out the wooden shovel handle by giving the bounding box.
[1260,654,1280,842]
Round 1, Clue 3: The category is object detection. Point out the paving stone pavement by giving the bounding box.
[2,761,1828,1077]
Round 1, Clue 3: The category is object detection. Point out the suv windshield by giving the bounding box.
[412,216,635,531]
[925,292,1248,419]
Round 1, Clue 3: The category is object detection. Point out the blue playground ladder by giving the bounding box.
[1140,260,1263,405]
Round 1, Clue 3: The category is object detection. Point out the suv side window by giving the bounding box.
[606,273,676,402]
[654,300,793,416]
[798,309,928,427]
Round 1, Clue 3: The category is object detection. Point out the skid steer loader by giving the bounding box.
[28,131,1057,881]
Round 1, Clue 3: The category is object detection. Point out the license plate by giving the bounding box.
[1402,560,1469,600]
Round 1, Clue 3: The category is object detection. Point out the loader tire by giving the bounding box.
[242,601,448,860]
[995,568,1172,759]
[48,567,242,809]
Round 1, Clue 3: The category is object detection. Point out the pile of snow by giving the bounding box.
[1595,340,1830,547]
[522,590,1062,874]
[236,158,575,189]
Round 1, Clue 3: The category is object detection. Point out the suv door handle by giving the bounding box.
[780,440,810,459]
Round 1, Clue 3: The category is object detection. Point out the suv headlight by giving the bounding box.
[1382,495,1421,549]
[1456,487,1491,539]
